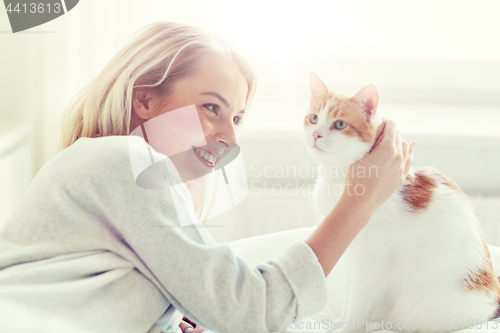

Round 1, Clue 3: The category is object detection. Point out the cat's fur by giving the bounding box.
[304,73,500,333]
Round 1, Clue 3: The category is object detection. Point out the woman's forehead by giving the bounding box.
[181,57,248,109]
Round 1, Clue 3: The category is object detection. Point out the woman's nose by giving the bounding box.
[213,122,238,146]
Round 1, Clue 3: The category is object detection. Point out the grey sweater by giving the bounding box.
[0,136,327,333]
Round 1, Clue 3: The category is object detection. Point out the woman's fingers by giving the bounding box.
[401,139,410,170]
[192,326,207,333]
[394,130,406,162]
[401,140,408,160]
[369,119,399,163]
[345,118,417,210]
[378,120,400,160]
[381,120,397,147]
[379,120,407,173]
[404,142,416,177]
[369,118,387,153]
[179,318,207,333]
[179,320,194,333]
[400,139,409,181]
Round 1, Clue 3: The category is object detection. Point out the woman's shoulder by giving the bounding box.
[64,135,136,162]
[11,136,178,241]
[39,136,143,186]
[31,135,173,213]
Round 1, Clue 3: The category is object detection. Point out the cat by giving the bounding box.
[304,72,500,333]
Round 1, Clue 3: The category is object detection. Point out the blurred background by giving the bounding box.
[1,0,499,244]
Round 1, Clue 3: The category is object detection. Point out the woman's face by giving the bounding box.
[131,53,248,184]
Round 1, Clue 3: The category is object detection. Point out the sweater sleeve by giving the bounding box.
[122,205,327,333]
[62,136,328,333]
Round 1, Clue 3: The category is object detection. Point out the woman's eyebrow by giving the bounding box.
[199,92,229,108]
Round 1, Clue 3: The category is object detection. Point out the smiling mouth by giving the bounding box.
[192,146,217,167]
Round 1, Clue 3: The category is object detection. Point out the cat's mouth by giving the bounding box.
[312,144,326,153]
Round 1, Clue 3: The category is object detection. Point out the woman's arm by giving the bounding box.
[306,119,415,276]
[65,128,411,333]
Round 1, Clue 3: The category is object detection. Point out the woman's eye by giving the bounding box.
[233,116,243,126]
[334,120,348,130]
[203,104,219,113]
[309,114,318,124]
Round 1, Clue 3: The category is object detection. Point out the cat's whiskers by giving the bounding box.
[279,139,306,166]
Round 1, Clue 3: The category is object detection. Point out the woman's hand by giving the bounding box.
[179,317,207,333]
[344,118,415,214]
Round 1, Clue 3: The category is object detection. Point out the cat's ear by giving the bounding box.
[353,84,379,122]
[310,72,329,100]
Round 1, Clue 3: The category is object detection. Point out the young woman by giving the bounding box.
[0,22,415,333]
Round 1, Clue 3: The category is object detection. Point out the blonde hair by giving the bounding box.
[59,21,257,220]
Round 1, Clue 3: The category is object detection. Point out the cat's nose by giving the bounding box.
[313,131,323,141]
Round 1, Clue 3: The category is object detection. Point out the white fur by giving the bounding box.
[304,105,499,333]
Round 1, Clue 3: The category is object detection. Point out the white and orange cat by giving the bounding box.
[304,73,500,333]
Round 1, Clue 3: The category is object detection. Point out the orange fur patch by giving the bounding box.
[334,96,376,143]
[305,95,327,127]
[465,268,498,292]
[433,171,466,197]
[401,168,437,213]
[463,240,500,316]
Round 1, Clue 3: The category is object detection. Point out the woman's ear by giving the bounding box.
[132,89,155,120]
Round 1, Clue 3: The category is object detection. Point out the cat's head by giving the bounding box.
[304,72,383,168]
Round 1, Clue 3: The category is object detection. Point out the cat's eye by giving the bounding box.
[334,120,348,130]
[309,114,318,124]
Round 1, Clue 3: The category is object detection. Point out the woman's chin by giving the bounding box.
[185,173,210,186]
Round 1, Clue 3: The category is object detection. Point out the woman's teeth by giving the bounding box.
[193,147,217,165]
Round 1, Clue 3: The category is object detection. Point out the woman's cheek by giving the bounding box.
[196,111,213,137]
